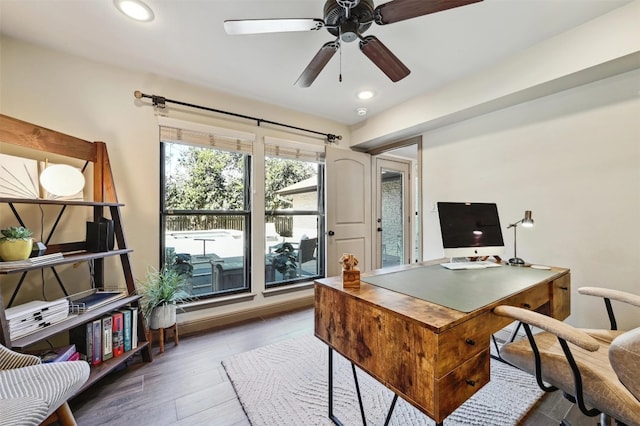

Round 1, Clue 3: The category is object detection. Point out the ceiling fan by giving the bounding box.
[224,0,482,88]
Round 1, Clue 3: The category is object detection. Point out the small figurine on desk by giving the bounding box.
[339,253,360,289]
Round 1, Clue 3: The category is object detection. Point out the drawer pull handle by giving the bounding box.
[560,286,568,290]
[523,303,531,308]
[466,379,476,387]
[465,338,475,346]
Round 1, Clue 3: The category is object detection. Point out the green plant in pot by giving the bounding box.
[137,265,191,330]
[271,242,298,279]
[0,226,33,261]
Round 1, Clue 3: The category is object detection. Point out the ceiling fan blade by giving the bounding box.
[224,18,324,35]
[359,36,410,82]
[374,0,483,25]
[295,41,339,88]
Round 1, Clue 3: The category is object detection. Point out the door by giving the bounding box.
[374,157,411,269]
[325,146,372,276]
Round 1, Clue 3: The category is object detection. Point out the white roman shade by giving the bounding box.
[158,117,254,154]
[264,136,325,163]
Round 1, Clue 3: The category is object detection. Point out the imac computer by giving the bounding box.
[437,202,505,260]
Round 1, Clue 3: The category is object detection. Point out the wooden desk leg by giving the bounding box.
[172,323,179,346]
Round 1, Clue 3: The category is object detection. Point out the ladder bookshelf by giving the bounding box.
[0,114,152,392]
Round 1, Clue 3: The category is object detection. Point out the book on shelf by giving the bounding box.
[129,307,139,349]
[91,319,102,365]
[68,289,127,313]
[70,319,102,365]
[111,311,124,357]
[70,323,93,362]
[6,298,70,340]
[120,308,132,352]
[25,344,77,363]
[0,252,64,269]
[6,298,69,322]
[102,315,113,361]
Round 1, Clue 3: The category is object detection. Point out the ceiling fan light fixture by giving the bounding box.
[114,0,154,22]
[357,90,375,100]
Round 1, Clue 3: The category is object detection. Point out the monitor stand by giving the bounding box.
[479,255,503,263]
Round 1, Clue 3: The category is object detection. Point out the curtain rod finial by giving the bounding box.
[327,134,342,144]
[134,90,143,99]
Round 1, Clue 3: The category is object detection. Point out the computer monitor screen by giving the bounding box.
[437,202,505,259]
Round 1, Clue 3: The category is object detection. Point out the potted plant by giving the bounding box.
[271,242,298,279]
[137,265,191,330]
[0,226,33,261]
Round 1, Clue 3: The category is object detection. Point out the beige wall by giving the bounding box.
[420,69,640,330]
[0,36,349,329]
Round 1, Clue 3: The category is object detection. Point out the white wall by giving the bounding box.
[351,0,640,147]
[421,69,640,330]
[0,36,349,325]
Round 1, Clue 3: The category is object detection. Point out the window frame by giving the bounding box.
[159,141,253,298]
[264,159,326,289]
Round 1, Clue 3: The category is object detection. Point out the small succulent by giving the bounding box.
[0,226,33,241]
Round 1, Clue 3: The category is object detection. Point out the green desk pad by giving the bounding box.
[361,264,558,313]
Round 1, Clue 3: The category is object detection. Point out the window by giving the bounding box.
[160,119,253,298]
[264,137,325,287]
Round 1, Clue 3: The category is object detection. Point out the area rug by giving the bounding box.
[222,334,544,425]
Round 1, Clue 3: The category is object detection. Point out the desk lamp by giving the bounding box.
[507,210,534,266]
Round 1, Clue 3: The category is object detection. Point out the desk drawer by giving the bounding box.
[504,280,549,311]
[489,281,550,331]
[435,349,490,422]
[435,320,489,378]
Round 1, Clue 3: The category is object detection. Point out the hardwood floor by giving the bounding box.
[70,307,595,425]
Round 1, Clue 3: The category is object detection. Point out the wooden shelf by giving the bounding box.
[0,197,123,207]
[0,249,133,275]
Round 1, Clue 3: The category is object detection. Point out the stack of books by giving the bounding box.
[0,252,64,270]
[5,298,69,340]
[70,307,138,365]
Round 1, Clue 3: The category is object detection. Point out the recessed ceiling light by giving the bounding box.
[357,90,375,100]
[356,107,368,116]
[357,90,374,100]
[114,0,154,22]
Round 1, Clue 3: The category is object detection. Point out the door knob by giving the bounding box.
[328,230,335,236]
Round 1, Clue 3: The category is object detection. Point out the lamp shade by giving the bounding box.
[39,164,85,197]
[522,210,534,228]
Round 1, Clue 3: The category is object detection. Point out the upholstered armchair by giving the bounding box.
[0,343,89,426]
[494,295,640,426]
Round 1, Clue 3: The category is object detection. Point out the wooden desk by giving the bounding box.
[314,260,570,425]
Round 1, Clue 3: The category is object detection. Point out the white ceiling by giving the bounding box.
[0,0,633,126]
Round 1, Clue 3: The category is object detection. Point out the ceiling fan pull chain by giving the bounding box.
[339,42,343,82]
[338,27,343,83]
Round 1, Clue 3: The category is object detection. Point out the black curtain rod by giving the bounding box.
[134,91,342,143]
